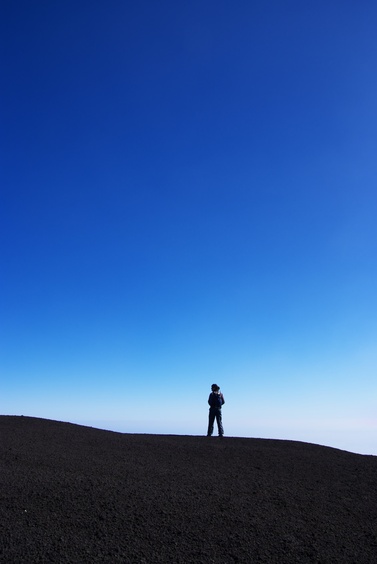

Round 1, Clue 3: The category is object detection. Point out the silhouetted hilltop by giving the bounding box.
[1,416,376,563]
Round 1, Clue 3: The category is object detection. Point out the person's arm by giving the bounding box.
[220,393,225,405]
[208,394,212,406]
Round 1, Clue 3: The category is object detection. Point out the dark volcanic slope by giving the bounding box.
[1,417,376,563]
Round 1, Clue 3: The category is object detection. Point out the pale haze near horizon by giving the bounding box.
[1,1,376,455]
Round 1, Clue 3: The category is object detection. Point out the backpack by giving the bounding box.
[210,392,223,408]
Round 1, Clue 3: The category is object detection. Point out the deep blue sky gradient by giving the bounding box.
[1,1,377,453]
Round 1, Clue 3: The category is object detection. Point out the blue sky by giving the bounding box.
[1,1,377,454]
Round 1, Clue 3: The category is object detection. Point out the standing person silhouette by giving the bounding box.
[207,384,225,437]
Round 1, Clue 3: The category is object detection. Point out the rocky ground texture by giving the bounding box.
[1,416,376,563]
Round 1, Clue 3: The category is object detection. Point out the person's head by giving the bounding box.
[211,384,220,392]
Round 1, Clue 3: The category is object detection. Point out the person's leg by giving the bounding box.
[207,408,215,436]
[215,409,224,436]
